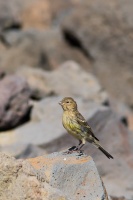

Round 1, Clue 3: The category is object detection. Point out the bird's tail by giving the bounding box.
[98,146,113,159]
[93,140,113,159]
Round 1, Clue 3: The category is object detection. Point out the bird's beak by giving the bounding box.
[58,101,62,105]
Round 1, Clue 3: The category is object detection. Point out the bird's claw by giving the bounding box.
[77,150,84,156]
[68,146,77,151]
[63,146,84,156]
[63,146,77,155]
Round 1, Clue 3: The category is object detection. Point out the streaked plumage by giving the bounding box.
[59,97,113,159]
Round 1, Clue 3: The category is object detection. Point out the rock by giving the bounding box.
[62,0,133,106]
[0,0,22,32]
[0,75,31,130]
[111,197,127,200]
[127,113,133,131]
[0,142,46,159]
[16,66,54,100]
[44,61,107,103]
[16,61,107,102]
[88,110,133,200]
[0,30,46,72]
[0,29,91,72]
[0,0,79,30]
[0,152,109,200]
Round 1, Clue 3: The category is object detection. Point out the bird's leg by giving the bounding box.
[78,144,85,150]
[75,140,86,155]
[63,145,77,154]
[76,144,85,156]
[63,141,82,154]
[68,140,82,151]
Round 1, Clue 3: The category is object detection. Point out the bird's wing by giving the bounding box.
[76,111,99,141]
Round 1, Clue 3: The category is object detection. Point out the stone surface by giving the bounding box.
[87,110,133,200]
[0,0,78,30]
[16,66,53,100]
[62,0,133,106]
[16,61,107,102]
[111,197,127,200]
[0,75,31,130]
[0,30,47,72]
[0,29,91,72]
[0,0,22,31]
[0,152,109,200]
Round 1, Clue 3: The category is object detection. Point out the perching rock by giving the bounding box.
[0,152,109,200]
[0,75,31,130]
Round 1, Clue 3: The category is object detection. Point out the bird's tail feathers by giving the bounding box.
[93,140,113,159]
[98,146,113,159]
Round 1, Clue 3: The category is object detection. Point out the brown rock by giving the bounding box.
[0,152,109,200]
[0,75,31,130]
[21,0,51,29]
[127,114,133,131]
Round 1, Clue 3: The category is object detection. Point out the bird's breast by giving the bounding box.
[62,112,81,137]
[62,112,72,131]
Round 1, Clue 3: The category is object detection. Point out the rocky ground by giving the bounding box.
[0,0,133,200]
[0,152,110,200]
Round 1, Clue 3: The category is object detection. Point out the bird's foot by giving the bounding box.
[68,146,77,151]
[63,146,77,154]
[77,150,84,156]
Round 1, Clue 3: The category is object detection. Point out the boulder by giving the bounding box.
[0,29,91,72]
[16,61,107,101]
[0,0,78,30]
[62,0,133,106]
[17,66,53,100]
[0,75,31,130]
[0,152,109,200]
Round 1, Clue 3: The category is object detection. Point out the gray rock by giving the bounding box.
[62,0,133,106]
[0,152,109,200]
[0,0,22,31]
[16,61,108,102]
[0,0,77,30]
[16,66,54,100]
[0,29,91,73]
[0,30,46,72]
[88,110,133,200]
[0,75,31,130]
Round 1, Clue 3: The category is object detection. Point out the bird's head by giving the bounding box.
[59,97,77,111]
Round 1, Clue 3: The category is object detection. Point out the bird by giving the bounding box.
[59,97,113,159]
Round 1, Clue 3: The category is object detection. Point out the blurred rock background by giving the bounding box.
[0,0,133,199]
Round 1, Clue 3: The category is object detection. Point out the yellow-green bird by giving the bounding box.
[59,97,113,159]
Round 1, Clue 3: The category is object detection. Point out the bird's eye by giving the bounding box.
[66,101,69,103]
